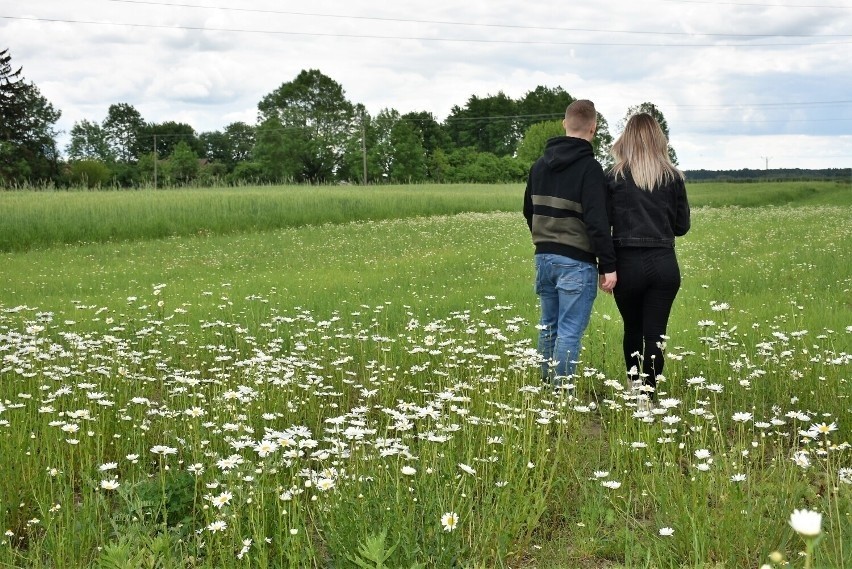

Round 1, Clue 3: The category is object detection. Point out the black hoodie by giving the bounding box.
[523,136,616,273]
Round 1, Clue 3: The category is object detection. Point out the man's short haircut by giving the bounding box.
[564,99,597,132]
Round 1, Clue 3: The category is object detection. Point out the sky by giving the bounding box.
[2,0,852,171]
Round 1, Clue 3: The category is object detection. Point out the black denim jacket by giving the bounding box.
[605,171,691,248]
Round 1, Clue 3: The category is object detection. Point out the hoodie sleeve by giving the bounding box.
[523,166,534,232]
[580,163,617,274]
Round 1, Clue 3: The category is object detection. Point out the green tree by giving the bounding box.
[620,102,678,165]
[137,121,202,160]
[517,86,575,135]
[401,111,452,155]
[102,103,145,163]
[516,120,564,169]
[389,117,426,182]
[0,49,61,185]
[68,160,112,188]
[257,69,356,182]
[67,119,115,162]
[252,116,312,183]
[444,91,520,157]
[199,121,255,172]
[167,140,199,184]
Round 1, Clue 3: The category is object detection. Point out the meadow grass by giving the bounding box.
[0,184,849,568]
[0,181,848,253]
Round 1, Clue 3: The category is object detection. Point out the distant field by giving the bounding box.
[0,180,848,252]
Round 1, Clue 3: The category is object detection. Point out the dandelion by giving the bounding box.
[441,512,459,532]
[659,527,674,536]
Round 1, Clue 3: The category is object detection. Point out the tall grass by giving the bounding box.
[0,181,848,252]
[0,185,849,568]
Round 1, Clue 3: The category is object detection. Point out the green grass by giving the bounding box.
[0,184,849,568]
[0,181,848,252]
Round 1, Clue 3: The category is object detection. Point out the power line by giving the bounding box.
[3,15,851,47]
[102,0,852,37]
[658,0,852,8]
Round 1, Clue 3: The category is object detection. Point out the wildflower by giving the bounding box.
[601,480,622,489]
[659,527,674,536]
[731,473,747,482]
[791,451,810,469]
[732,412,753,423]
[316,478,335,491]
[99,462,118,472]
[187,463,204,475]
[809,422,838,437]
[839,468,852,485]
[289,528,299,535]
[593,470,610,478]
[694,449,711,460]
[458,463,476,476]
[441,512,459,532]
[100,479,120,491]
[207,520,227,533]
[150,445,178,456]
[401,466,416,476]
[789,509,821,537]
[209,491,232,509]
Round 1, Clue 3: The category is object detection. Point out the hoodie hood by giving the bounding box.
[542,136,594,172]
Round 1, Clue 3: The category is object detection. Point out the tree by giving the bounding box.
[137,121,202,159]
[517,86,575,135]
[444,92,520,157]
[252,116,311,183]
[620,102,679,165]
[102,103,145,163]
[389,117,426,182]
[257,69,356,182]
[167,140,199,184]
[1,48,61,185]
[199,121,255,172]
[515,120,564,169]
[67,119,114,162]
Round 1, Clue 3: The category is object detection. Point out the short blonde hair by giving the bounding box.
[610,112,683,191]
[564,99,597,133]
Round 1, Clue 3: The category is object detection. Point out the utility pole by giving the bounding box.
[760,156,771,170]
[361,111,367,185]
[153,134,158,189]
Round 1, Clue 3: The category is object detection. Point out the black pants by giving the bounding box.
[613,247,681,393]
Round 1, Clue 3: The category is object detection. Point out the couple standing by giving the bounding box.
[523,100,691,405]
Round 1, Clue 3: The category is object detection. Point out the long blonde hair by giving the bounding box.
[610,113,683,191]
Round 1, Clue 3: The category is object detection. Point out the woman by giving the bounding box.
[606,113,691,406]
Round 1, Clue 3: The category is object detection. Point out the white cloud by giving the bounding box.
[2,0,851,169]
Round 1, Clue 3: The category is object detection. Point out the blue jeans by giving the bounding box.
[535,254,598,384]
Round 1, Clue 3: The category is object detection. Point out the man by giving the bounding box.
[523,99,617,388]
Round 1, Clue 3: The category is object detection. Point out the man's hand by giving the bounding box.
[599,271,617,293]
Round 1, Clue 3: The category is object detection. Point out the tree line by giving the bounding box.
[1,48,677,189]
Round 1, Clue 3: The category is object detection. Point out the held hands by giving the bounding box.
[599,271,617,294]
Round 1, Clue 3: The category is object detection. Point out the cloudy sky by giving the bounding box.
[3,0,851,170]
